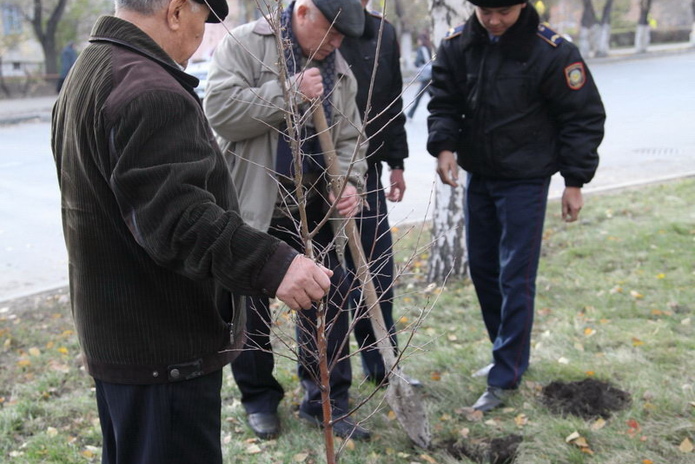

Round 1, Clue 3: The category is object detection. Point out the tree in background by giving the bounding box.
[579,0,614,58]
[424,0,473,284]
[595,0,614,57]
[579,0,599,57]
[24,0,69,79]
[635,0,653,53]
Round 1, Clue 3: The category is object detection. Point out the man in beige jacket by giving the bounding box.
[205,0,369,441]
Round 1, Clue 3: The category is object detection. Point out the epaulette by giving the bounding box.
[368,9,394,24]
[444,24,465,40]
[537,23,563,47]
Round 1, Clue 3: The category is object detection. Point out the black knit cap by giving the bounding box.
[468,0,526,7]
[192,0,229,23]
[313,0,365,38]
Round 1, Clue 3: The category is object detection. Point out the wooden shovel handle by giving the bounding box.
[313,106,397,371]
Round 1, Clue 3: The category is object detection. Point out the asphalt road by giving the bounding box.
[1,50,694,302]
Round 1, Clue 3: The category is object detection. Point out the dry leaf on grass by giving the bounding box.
[679,437,693,453]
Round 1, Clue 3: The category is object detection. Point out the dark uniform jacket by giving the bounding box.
[427,5,605,187]
[340,9,408,170]
[51,16,297,385]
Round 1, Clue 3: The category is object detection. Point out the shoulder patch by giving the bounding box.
[564,62,586,90]
[444,24,465,40]
[537,23,564,47]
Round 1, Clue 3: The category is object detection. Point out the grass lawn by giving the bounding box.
[1,178,694,463]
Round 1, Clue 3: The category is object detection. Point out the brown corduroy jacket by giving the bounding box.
[51,16,297,385]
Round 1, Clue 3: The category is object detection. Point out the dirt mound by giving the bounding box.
[541,378,631,419]
[445,434,523,464]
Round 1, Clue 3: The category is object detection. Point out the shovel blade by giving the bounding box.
[385,371,431,448]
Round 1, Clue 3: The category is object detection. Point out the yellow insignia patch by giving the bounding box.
[564,62,586,90]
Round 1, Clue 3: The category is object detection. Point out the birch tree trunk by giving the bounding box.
[579,0,598,58]
[635,0,652,54]
[425,0,473,284]
[595,0,614,58]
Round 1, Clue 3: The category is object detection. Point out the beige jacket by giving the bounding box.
[205,18,367,232]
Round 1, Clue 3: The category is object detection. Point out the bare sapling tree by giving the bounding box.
[212,1,434,461]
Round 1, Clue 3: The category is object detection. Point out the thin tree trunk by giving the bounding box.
[426,0,473,284]
[595,0,614,58]
[635,24,650,53]
[579,0,598,57]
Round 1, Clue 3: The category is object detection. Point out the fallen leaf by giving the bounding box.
[584,328,596,337]
[17,359,31,367]
[632,337,644,347]
[574,436,589,448]
[430,371,441,381]
[656,273,665,279]
[47,427,58,437]
[557,357,569,364]
[246,444,262,454]
[460,427,470,438]
[642,460,654,464]
[679,437,693,453]
[565,431,581,443]
[459,407,483,422]
[514,414,528,427]
[585,371,595,376]
[28,347,41,357]
[387,410,397,421]
[591,418,606,430]
[344,439,356,451]
[81,449,95,458]
[630,290,644,299]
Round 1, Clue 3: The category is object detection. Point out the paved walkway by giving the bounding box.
[1,41,692,125]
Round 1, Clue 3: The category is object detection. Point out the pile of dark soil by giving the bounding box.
[445,434,523,464]
[541,378,631,419]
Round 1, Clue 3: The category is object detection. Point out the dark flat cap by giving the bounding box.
[468,0,527,7]
[313,0,365,38]
[192,0,229,23]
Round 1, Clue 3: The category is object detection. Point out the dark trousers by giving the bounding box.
[465,174,550,390]
[231,199,352,417]
[345,162,397,381]
[95,370,223,464]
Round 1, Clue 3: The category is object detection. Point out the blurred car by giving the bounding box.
[186,60,210,99]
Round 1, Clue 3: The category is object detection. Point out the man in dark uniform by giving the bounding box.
[427,0,605,411]
[340,1,421,388]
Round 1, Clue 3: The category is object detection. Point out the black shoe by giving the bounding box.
[247,412,280,440]
[298,409,371,441]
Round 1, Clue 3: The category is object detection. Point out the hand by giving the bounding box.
[386,169,406,202]
[276,255,333,310]
[293,68,323,101]
[328,184,361,218]
[436,150,459,187]
[561,187,583,222]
